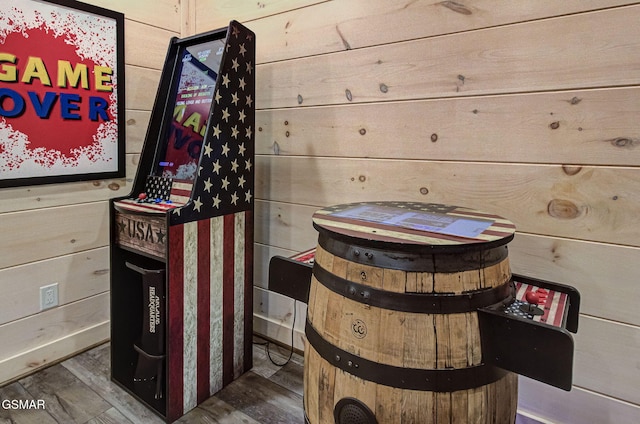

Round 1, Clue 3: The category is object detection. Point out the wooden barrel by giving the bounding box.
[304,202,518,424]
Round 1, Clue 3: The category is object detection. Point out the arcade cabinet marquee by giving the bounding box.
[109,21,255,423]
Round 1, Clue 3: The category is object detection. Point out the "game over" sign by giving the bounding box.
[0,0,124,187]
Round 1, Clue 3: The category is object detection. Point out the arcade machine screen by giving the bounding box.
[153,37,226,181]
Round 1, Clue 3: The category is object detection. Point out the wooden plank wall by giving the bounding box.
[195,1,640,423]
[2,1,638,422]
[0,0,187,384]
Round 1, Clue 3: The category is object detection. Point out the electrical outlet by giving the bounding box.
[40,283,59,310]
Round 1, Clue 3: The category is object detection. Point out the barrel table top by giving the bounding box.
[311,201,516,251]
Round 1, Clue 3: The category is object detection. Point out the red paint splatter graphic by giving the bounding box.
[3,28,110,153]
[0,2,118,178]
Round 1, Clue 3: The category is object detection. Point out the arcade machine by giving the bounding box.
[269,201,580,423]
[110,21,255,423]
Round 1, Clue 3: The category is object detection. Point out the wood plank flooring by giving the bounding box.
[1,337,540,423]
[0,337,304,424]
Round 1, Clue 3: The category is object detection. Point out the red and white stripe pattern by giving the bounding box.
[166,210,253,421]
[113,181,193,214]
[312,202,516,247]
[514,280,568,327]
[169,180,193,205]
[291,247,317,265]
[113,198,178,214]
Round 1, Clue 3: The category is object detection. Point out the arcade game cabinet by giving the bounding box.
[109,21,255,422]
[270,202,580,423]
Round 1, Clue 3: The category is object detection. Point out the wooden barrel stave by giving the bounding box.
[310,248,510,367]
[314,244,511,293]
[305,343,518,423]
[305,230,517,423]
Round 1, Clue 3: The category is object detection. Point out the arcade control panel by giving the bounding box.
[500,277,577,330]
[268,248,580,391]
[268,248,315,304]
[478,274,580,391]
[113,176,193,260]
[113,176,192,214]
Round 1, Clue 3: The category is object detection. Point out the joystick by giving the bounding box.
[520,290,544,316]
[525,291,539,305]
[137,192,148,203]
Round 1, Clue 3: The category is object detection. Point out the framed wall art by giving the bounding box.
[0,0,125,188]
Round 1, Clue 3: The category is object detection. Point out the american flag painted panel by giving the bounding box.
[109,20,255,424]
[291,247,317,265]
[162,21,255,422]
[312,201,516,247]
[170,22,255,226]
[513,281,568,327]
[166,211,253,421]
[112,180,193,214]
